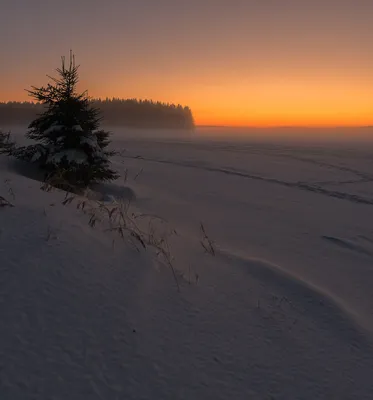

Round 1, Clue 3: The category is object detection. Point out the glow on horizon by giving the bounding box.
[1,0,373,128]
[3,74,372,128]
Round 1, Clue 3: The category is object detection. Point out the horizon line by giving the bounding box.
[196,124,373,129]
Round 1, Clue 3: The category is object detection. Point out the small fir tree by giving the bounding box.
[19,51,118,187]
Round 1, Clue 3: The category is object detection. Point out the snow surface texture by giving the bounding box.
[1,127,373,399]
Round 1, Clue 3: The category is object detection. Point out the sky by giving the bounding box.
[1,0,373,127]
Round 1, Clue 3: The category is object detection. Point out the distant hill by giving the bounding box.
[0,98,195,129]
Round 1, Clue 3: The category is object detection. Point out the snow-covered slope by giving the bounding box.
[1,130,373,399]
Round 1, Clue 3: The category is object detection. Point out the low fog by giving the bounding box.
[4,124,373,149]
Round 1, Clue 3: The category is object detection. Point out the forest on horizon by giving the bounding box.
[0,98,195,129]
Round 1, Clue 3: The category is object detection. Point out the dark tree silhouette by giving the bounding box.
[16,52,118,187]
[0,99,195,129]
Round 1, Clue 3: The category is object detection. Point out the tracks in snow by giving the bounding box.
[119,153,373,206]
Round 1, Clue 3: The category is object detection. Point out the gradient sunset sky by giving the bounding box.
[1,0,373,127]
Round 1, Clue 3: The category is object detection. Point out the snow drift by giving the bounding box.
[1,130,373,399]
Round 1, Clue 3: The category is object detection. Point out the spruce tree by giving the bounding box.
[20,51,118,188]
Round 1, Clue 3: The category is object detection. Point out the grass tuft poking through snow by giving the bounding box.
[0,178,15,207]
[200,222,216,256]
[0,194,14,208]
[41,170,185,291]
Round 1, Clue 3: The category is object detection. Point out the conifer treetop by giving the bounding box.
[26,50,86,106]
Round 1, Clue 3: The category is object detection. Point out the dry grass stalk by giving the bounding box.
[0,195,14,208]
[200,222,215,256]
[38,169,185,290]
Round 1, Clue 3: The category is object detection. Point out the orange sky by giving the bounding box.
[1,0,373,127]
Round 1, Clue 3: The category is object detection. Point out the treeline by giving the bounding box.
[0,98,195,129]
